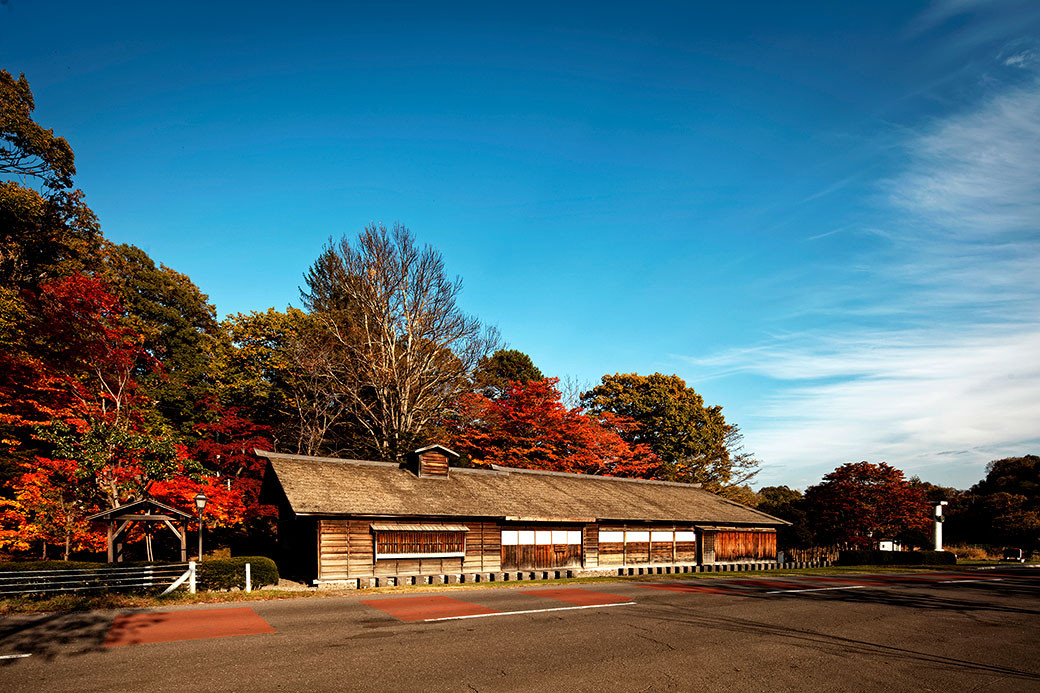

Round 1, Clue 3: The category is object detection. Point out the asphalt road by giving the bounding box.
[1,568,1038,692]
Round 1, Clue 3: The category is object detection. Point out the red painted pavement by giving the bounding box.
[361,595,499,622]
[519,588,631,606]
[638,582,736,595]
[104,607,275,647]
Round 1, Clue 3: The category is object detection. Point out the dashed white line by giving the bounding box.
[938,578,1003,584]
[765,585,867,594]
[0,653,32,660]
[424,601,637,622]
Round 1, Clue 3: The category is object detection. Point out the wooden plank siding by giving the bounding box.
[597,526,697,567]
[583,524,598,569]
[418,452,449,477]
[714,530,777,562]
[500,526,583,571]
[318,519,350,581]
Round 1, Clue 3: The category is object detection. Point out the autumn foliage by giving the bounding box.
[804,462,931,548]
[445,378,661,478]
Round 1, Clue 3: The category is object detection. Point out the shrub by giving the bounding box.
[837,550,957,566]
[196,556,279,591]
[948,545,999,561]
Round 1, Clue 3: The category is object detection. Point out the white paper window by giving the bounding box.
[535,530,552,545]
[651,531,674,542]
[518,530,535,545]
[551,530,568,544]
[675,531,696,542]
[567,530,582,545]
[599,531,624,543]
[627,531,650,542]
[501,530,518,546]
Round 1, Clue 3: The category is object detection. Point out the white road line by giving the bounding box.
[423,601,637,622]
[938,578,1003,583]
[0,653,32,660]
[765,585,867,594]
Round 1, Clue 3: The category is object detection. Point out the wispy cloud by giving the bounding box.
[686,74,1040,489]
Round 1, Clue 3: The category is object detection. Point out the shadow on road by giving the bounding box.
[0,611,115,664]
[639,579,1040,684]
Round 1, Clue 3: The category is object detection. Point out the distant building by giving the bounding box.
[259,445,788,585]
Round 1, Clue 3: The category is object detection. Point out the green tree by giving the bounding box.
[1,71,102,289]
[472,349,543,399]
[1,70,75,192]
[101,243,225,435]
[580,372,755,488]
[222,307,354,456]
[952,455,1040,551]
[757,485,813,548]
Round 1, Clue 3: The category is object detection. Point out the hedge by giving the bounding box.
[196,556,279,591]
[837,550,957,566]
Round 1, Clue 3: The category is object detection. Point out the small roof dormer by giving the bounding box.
[409,444,459,478]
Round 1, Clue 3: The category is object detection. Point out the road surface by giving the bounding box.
[1,568,1037,692]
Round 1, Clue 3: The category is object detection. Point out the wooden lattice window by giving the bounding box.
[372,524,468,559]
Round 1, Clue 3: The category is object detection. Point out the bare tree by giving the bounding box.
[301,223,498,460]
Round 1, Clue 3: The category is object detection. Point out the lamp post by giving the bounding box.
[934,501,948,551]
[194,492,208,561]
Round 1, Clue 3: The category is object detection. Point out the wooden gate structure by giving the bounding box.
[86,498,195,563]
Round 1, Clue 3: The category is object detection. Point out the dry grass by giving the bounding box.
[0,564,962,615]
[947,545,1001,561]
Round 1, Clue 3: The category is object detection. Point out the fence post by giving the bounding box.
[245,562,252,593]
[189,561,196,594]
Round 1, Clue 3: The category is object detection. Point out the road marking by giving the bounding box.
[938,578,1004,583]
[766,585,867,594]
[424,601,636,622]
[0,653,32,660]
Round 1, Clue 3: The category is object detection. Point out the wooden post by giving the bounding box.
[107,521,114,563]
[180,521,187,562]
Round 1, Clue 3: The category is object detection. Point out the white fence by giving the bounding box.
[0,563,194,597]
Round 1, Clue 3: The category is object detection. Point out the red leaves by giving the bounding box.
[446,378,661,478]
[805,461,931,547]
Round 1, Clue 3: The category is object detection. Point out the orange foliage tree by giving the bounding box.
[445,378,661,478]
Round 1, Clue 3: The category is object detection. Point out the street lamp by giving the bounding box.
[194,492,208,561]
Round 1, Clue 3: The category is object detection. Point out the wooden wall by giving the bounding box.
[313,518,777,580]
[317,518,500,579]
[713,530,776,562]
[597,525,697,567]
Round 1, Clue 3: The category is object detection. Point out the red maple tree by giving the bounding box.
[804,461,931,548]
[446,378,661,478]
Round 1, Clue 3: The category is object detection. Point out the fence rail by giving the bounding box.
[0,563,192,597]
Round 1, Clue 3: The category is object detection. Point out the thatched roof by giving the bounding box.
[258,450,787,527]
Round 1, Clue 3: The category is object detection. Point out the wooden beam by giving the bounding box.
[112,520,131,542]
[161,518,182,541]
[107,521,114,563]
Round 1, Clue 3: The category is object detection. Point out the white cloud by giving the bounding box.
[687,78,1040,489]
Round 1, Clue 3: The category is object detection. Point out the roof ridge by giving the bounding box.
[489,464,703,489]
[255,449,400,468]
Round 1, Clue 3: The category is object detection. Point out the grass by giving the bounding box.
[0,563,986,615]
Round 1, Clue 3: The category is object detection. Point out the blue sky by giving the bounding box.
[3,0,1039,489]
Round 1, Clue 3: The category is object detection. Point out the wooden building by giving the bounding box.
[258,445,788,584]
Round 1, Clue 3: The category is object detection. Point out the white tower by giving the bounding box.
[934,501,948,551]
